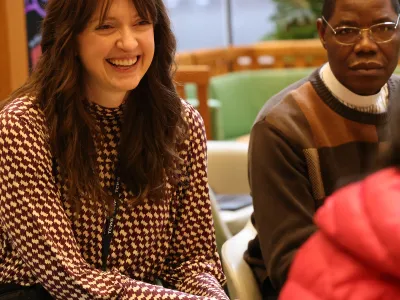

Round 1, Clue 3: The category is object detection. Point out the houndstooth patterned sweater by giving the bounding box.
[0,96,228,300]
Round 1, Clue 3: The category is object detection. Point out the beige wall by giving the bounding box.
[0,0,29,100]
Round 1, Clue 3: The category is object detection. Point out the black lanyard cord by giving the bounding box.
[101,175,121,271]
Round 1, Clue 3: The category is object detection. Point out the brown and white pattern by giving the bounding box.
[0,96,228,300]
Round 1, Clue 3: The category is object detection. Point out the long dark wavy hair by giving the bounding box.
[2,0,186,212]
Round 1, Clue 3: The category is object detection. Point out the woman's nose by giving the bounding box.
[116,28,139,51]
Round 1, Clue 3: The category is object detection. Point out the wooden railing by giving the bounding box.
[175,39,327,76]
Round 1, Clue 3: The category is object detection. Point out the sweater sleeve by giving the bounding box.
[249,120,317,291]
[0,107,224,299]
[159,104,228,299]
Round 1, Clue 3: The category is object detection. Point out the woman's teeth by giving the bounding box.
[108,57,138,66]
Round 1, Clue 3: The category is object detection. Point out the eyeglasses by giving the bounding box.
[322,15,400,45]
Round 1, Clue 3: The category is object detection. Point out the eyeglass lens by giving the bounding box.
[335,23,397,44]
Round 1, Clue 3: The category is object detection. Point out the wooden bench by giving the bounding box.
[175,39,327,76]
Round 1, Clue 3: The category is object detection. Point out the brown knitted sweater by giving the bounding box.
[0,96,228,299]
[244,69,400,292]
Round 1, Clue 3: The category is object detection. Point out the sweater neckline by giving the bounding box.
[319,63,388,111]
[309,68,392,125]
[85,100,125,122]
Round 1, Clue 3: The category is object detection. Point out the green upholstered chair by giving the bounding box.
[209,68,315,140]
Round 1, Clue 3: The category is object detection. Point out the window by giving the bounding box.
[166,0,227,51]
[231,0,276,45]
[166,0,277,51]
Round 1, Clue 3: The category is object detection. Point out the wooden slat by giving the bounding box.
[190,48,231,76]
[175,51,194,65]
[174,65,212,139]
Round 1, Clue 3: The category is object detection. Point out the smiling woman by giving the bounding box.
[77,0,155,108]
[0,0,228,299]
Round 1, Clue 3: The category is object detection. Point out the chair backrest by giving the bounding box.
[174,65,213,139]
[221,220,262,300]
[209,67,314,140]
[207,140,250,195]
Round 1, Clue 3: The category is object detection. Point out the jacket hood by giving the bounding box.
[315,167,400,279]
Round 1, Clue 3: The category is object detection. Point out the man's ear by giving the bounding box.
[316,18,327,49]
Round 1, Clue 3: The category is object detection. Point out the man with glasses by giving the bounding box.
[244,0,400,298]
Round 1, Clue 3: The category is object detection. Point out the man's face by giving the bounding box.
[317,0,400,95]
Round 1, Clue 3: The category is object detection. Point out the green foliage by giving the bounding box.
[264,0,323,40]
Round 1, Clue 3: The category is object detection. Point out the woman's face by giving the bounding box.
[77,0,155,103]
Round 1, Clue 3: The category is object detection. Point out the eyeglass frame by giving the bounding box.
[321,14,400,45]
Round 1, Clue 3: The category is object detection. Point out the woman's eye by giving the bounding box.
[96,24,113,30]
[137,20,150,26]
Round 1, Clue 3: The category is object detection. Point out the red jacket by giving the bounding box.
[280,168,400,300]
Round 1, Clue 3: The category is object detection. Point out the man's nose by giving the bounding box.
[354,29,379,53]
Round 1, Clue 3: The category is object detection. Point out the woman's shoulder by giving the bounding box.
[1,95,43,118]
[177,100,207,159]
[181,99,204,128]
[180,99,206,140]
[0,95,46,137]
